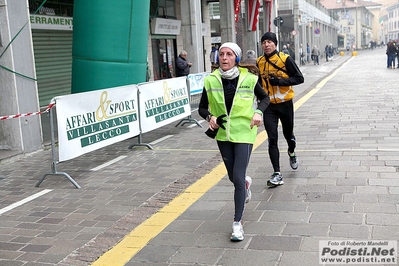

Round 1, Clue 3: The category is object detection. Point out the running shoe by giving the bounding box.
[245,176,252,203]
[231,221,244,241]
[288,150,298,170]
[267,172,284,187]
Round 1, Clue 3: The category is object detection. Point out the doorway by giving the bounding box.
[151,38,176,80]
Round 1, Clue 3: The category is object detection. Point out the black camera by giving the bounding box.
[268,74,276,80]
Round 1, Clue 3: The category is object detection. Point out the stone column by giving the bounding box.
[179,0,204,73]
[294,0,300,65]
[202,0,212,72]
[0,0,42,153]
[241,0,259,57]
[219,0,236,43]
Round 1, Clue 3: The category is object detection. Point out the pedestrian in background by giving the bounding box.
[328,44,334,59]
[176,50,192,77]
[210,44,219,65]
[281,45,290,55]
[299,43,305,65]
[324,45,329,62]
[241,49,257,65]
[386,41,397,69]
[306,43,311,62]
[256,32,304,187]
[395,42,399,68]
[311,45,320,65]
[287,43,294,59]
[198,42,270,242]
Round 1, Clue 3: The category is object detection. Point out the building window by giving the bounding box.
[150,0,176,19]
[209,2,220,19]
[29,0,74,17]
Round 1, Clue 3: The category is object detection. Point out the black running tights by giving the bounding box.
[263,100,296,173]
[217,141,252,222]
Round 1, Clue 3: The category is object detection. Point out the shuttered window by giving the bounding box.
[32,29,72,107]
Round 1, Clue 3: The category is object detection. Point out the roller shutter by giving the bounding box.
[32,29,72,107]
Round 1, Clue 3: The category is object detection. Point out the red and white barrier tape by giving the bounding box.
[0,102,55,121]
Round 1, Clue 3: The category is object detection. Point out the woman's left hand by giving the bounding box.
[250,113,262,129]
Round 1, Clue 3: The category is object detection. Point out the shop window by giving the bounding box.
[150,0,176,19]
[29,0,74,17]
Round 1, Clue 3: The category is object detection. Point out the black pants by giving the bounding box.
[217,141,252,222]
[263,100,296,173]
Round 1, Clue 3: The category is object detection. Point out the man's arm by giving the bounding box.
[277,56,304,86]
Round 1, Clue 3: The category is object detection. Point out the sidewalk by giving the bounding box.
[3,50,398,266]
[125,49,399,265]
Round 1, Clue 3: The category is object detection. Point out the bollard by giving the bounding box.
[352,51,358,56]
[340,51,344,56]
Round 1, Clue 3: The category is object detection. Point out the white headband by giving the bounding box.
[219,42,242,60]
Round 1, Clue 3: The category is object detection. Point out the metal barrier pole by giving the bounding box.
[175,77,202,128]
[128,90,153,150]
[175,114,202,127]
[36,102,81,189]
[128,133,153,150]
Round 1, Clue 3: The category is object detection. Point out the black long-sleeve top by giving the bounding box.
[198,76,270,120]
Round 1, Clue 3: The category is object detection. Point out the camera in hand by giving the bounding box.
[268,74,280,86]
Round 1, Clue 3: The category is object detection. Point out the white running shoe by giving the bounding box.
[245,176,252,203]
[267,172,284,187]
[288,150,298,170]
[231,221,244,241]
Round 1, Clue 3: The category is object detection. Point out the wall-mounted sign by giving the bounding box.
[151,18,181,35]
[211,36,221,44]
[30,15,73,31]
[301,14,314,23]
[202,23,207,36]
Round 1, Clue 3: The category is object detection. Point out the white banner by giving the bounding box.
[56,85,140,162]
[138,77,191,133]
[187,72,210,96]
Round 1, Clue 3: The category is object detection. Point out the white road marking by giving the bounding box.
[149,135,174,145]
[91,156,127,171]
[0,189,52,215]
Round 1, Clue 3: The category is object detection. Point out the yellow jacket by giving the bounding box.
[257,52,294,104]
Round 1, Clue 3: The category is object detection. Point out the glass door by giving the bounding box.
[151,38,176,80]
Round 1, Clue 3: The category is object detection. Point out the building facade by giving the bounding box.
[278,0,339,62]
[386,2,399,41]
[320,0,380,50]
